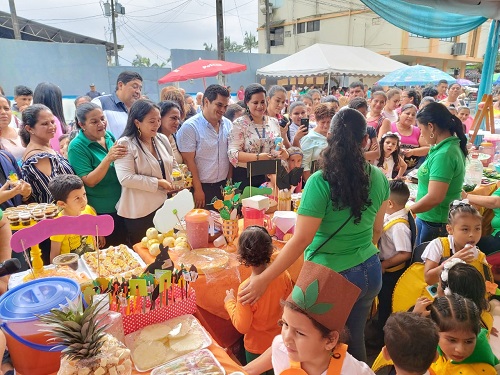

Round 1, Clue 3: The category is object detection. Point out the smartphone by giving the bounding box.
[300,118,309,133]
[279,117,289,128]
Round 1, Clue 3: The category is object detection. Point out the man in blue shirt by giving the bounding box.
[92,71,142,138]
[177,85,231,209]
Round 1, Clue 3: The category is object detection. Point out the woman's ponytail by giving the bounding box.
[450,115,468,158]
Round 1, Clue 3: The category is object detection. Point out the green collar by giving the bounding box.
[75,130,115,147]
[429,136,459,154]
[437,328,499,366]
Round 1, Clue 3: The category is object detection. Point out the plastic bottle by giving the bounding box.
[464,153,483,187]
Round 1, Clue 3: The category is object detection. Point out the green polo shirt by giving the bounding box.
[68,130,121,214]
[490,188,500,236]
[298,165,389,273]
[416,136,465,224]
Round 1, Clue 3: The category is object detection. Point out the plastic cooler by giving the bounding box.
[0,277,81,375]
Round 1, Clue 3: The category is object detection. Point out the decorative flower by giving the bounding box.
[213,200,224,210]
[485,281,499,295]
[210,181,242,221]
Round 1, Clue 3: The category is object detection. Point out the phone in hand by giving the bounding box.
[279,117,289,128]
[300,118,309,134]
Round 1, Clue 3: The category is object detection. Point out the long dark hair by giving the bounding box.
[416,102,468,158]
[320,108,371,224]
[377,132,400,169]
[121,99,160,142]
[32,82,67,133]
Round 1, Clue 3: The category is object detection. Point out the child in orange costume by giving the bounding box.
[224,226,292,372]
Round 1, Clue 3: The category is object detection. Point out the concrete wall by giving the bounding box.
[0,38,110,98]
[169,49,288,94]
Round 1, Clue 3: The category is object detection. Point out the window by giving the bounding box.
[440,36,456,42]
[307,20,320,32]
[409,33,429,39]
[296,22,306,34]
[270,27,284,46]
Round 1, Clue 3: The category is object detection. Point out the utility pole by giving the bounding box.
[265,0,271,54]
[8,0,21,40]
[216,0,226,86]
[110,0,119,66]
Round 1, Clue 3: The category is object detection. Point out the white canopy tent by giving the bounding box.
[256,44,407,92]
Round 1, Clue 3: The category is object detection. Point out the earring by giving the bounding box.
[430,132,435,139]
[137,127,142,137]
[245,107,250,115]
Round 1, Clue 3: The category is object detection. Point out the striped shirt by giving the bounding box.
[92,93,128,138]
[21,152,74,203]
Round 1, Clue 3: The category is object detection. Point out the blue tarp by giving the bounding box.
[359,0,487,38]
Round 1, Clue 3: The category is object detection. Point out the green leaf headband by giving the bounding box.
[291,279,333,315]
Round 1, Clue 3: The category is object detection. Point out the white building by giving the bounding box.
[257,0,489,79]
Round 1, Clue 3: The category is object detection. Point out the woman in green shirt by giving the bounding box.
[410,102,468,245]
[239,108,389,362]
[68,102,128,246]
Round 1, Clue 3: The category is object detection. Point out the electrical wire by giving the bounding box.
[119,21,171,63]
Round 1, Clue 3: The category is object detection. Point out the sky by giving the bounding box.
[1,0,259,66]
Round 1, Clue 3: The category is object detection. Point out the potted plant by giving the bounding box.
[210,181,242,250]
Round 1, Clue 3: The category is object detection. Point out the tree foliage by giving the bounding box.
[203,43,214,51]
[243,31,258,53]
[224,36,245,52]
[132,54,168,68]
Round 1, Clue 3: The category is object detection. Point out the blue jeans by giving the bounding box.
[339,254,382,363]
[415,218,448,246]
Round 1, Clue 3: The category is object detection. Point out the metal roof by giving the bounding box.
[0,10,122,54]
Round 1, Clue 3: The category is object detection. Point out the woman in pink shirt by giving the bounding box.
[33,82,68,154]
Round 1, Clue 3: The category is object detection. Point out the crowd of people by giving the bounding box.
[1,72,500,375]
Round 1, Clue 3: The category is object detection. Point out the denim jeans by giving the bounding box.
[415,217,448,246]
[339,254,382,363]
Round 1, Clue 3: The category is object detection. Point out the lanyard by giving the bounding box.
[254,126,266,139]
[152,138,167,180]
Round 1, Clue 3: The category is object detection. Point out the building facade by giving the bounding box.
[257,0,489,78]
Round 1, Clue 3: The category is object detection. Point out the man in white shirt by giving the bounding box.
[176,85,231,209]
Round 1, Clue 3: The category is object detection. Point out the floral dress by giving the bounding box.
[228,115,282,168]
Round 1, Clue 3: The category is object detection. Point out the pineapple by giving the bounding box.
[38,297,132,375]
[38,296,106,361]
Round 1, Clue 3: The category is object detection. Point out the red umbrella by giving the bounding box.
[158,59,247,85]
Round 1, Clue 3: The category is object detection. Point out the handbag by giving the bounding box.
[306,213,353,261]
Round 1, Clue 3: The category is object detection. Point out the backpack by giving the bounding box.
[381,211,416,273]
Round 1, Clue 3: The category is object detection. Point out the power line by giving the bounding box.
[119,22,170,62]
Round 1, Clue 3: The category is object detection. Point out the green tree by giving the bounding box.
[132,54,169,67]
[224,36,245,52]
[243,31,258,53]
[132,54,151,67]
[203,42,214,51]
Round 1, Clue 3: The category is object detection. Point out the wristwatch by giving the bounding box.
[256,153,260,161]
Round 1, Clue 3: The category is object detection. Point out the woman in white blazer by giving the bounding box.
[115,99,178,245]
